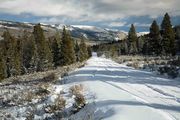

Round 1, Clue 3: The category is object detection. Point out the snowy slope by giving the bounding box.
[62,53,180,120]
[137,32,149,36]
[72,25,106,32]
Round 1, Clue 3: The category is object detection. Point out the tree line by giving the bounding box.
[93,13,180,57]
[0,24,92,80]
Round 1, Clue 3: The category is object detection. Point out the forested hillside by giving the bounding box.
[0,24,91,80]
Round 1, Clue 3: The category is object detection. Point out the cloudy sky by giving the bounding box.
[0,0,180,32]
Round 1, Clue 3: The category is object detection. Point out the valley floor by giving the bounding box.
[64,53,180,120]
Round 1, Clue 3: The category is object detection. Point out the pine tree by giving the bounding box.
[22,33,38,73]
[79,37,88,62]
[51,37,61,67]
[142,39,149,55]
[61,27,76,65]
[2,31,18,77]
[33,24,53,71]
[46,39,54,68]
[120,40,128,55]
[87,46,92,58]
[161,13,176,55]
[110,45,118,57]
[174,26,180,52]
[0,41,7,80]
[149,20,161,55]
[2,31,10,77]
[128,24,138,54]
[54,31,62,47]
[74,40,80,62]
[13,38,22,75]
[137,36,145,54]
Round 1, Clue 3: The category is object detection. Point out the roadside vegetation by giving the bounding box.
[93,13,180,79]
[0,11,92,119]
[0,61,89,119]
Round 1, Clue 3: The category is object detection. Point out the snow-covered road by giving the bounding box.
[64,54,180,120]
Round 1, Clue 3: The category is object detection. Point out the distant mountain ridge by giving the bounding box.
[52,24,128,41]
[0,20,148,42]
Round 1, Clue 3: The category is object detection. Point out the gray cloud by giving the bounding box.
[0,0,179,21]
[0,0,179,31]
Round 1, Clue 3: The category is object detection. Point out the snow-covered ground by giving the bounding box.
[63,53,180,120]
[1,54,179,119]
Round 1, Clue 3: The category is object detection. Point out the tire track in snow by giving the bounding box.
[101,61,178,120]
[146,85,180,103]
[101,80,177,120]
[68,56,179,120]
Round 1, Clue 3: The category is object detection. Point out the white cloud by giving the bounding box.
[38,18,61,24]
[134,23,151,27]
[109,22,127,27]
[126,23,151,28]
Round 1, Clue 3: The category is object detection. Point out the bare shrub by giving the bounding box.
[26,111,35,120]
[69,84,84,95]
[74,93,86,108]
[54,95,66,110]
[5,112,12,118]
[78,64,85,68]
[69,84,86,113]
[158,65,179,78]
[45,96,66,113]
[35,83,50,96]
[127,62,140,69]
[72,93,86,114]
[24,91,34,102]
[168,57,180,66]
[168,71,179,78]
[132,62,140,69]
[11,77,20,84]
[61,72,68,78]
[43,73,58,82]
